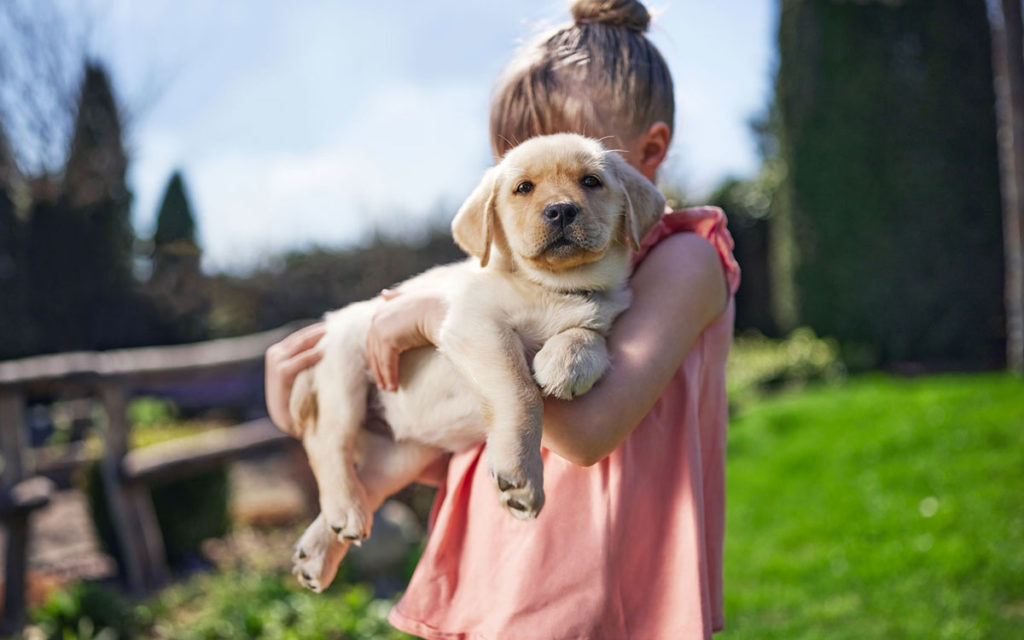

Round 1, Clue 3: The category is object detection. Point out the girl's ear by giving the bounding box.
[633,121,671,181]
[452,166,500,267]
[608,152,666,251]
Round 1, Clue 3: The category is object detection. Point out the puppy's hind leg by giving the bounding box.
[292,432,443,593]
[356,430,445,506]
[303,345,377,542]
[292,513,349,593]
[305,404,373,542]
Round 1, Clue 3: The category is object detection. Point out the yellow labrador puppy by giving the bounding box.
[289,133,665,591]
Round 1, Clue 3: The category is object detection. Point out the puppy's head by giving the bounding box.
[452,134,665,291]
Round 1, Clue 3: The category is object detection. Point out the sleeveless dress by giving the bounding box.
[389,207,741,640]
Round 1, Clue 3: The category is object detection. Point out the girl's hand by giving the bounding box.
[366,289,448,392]
[265,323,327,436]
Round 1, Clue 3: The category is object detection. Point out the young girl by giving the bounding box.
[265,1,740,637]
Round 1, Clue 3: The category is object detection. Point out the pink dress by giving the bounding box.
[389,207,741,640]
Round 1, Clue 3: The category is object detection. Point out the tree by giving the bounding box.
[154,171,197,248]
[708,103,796,338]
[0,124,34,359]
[149,170,208,343]
[777,0,1004,367]
[0,0,89,175]
[708,175,778,336]
[26,62,142,352]
[991,0,1024,373]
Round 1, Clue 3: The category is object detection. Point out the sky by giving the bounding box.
[76,0,776,272]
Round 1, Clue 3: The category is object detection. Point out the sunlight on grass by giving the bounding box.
[722,374,1024,639]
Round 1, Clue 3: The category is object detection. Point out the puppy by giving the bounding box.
[288,133,665,591]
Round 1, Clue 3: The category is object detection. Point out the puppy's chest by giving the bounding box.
[510,286,630,348]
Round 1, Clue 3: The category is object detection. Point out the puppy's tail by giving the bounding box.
[288,369,318,436]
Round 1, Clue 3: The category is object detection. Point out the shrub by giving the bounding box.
[83,462,230,570]
[28,581,150,640]
[727,327,844,409]
[150,571,409,639]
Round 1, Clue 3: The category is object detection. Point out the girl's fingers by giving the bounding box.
[282,342,325,378]
[370,343,387,391]
[371,349,385,391]
[367,339,399,392]
[380,289,402,301]
[385,351,400,391]
[280,322,327,355]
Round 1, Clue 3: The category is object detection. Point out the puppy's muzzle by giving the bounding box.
[543,202,579,229]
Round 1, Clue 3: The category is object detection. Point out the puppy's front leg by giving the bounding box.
[441,317,545,519]
[532,327,610,400]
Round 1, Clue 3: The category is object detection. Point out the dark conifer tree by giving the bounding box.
[26,62,146,352]
[149,170,207,343]
[0,124,34,359]
[776,0,1004,366]
[154,171,197,248]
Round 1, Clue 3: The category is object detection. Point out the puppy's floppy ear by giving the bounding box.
[452,166,500,267]
[607,152,667,251]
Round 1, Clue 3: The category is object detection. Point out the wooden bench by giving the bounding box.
[1,391,55,635]
[0,325,303,631]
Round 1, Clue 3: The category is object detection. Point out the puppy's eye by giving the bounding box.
[581,175,603,188]
[515,181,534,195]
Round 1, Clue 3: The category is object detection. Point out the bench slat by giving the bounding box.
[0,325,297,389]
[0,476,55,517]
[121,418,297,485]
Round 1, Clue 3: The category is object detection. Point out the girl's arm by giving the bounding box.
[540,233,726,465]
[366,233,727,466]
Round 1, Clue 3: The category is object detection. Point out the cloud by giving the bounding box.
[160,80,491,271]
[122,1,775,270]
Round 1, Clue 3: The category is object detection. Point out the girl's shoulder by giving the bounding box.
[632,206,740,295]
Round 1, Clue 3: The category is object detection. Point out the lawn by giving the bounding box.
[24,372,1023,638]
[721,373,1024,639]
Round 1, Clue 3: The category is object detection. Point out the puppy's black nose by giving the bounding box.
[542,202,579,227]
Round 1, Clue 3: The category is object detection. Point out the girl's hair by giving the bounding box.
[489,0,674,158]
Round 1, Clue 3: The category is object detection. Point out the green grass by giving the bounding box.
[722,373,1024,639]
[29,373,1022,638]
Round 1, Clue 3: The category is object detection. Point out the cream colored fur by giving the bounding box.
[289,134,665,592]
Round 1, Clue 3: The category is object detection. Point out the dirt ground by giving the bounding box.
[0,452,313,609]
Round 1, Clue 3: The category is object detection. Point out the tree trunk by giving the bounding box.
[993,0,1024,372]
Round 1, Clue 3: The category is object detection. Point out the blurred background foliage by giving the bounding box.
[28,566,410,640]
[0,0,1017,373]
[776,0,1004,368]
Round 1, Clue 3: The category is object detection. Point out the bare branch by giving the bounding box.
[0,0,90,174]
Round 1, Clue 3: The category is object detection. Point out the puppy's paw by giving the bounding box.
[488,455,545,520]
[496,473,545,520]
[292,516,350,593]
[532,330,609,400]
[321,496,373,543]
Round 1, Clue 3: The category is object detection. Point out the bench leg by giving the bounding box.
[99,383,168,594]
[0,390,29,634]
[1,514,29,635]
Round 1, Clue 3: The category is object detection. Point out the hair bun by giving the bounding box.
[570,0,651,33]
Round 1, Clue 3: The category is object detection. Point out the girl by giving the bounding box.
[265,1,740,637]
